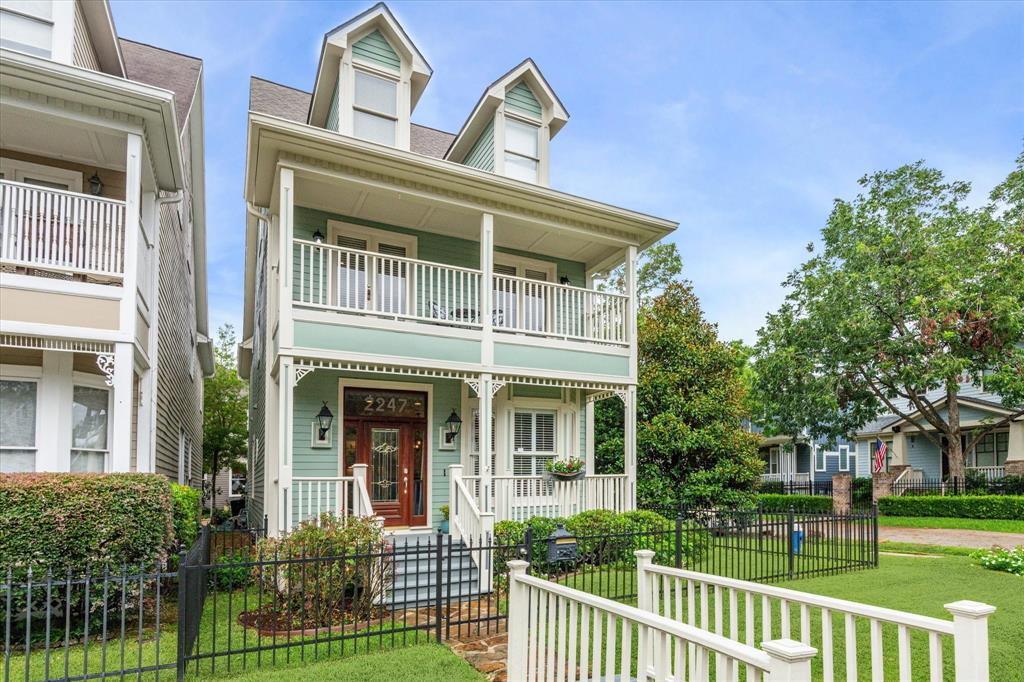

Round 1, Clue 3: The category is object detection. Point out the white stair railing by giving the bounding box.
[636,551,996,682]
[448,465,495,591]
[506,561,816,682]
[291,467,376,528]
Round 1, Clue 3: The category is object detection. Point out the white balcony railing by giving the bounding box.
[493,273,628,344]
[759,472,812,484]
[492,474,631,522]
[293,239,630,345]
[0,180,125,278]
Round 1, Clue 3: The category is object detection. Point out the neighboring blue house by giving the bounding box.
[751,424,859,485]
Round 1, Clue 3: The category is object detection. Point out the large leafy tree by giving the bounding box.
[595,243,762,506]
[754,156,1024,478]
[203,324,249,511]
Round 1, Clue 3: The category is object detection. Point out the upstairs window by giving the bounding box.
[353,69,398,146]
[504,118,539,183]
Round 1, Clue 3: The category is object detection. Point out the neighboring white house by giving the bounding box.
[239,3,677,538]
[0,0,212,482]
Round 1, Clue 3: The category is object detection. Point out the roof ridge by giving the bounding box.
[118,37,202,64]
[250,75,311,95]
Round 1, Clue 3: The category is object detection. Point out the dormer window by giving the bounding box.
[504,118,540,183]
[353,69,398,146]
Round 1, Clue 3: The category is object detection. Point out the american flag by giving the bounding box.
[873,438,888,473]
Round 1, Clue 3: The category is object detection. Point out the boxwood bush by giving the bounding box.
[757,494,833,514]
[0,473,175,571]
[878,495,1024,520]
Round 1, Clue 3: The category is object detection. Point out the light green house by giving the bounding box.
[239,3,677,541]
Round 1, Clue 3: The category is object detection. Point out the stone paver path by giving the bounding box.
[879,526,1024,549]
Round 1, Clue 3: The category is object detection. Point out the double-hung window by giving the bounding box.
[0,377,38,472]
[972,431,1009,468]
[353,69,398,147]
[70,384,110,473]
[513,409,556,476]
[504,118,540,183]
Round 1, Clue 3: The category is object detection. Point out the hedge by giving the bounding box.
[878,495,1024,520]
[0,473,175,571]
[171,483,202,549]
[757,494,833,514]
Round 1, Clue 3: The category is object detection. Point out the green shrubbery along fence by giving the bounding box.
[878,495,1024,520]
[756,493,834,513]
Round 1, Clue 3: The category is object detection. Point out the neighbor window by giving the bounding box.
[0,378,38,472]
[70,385,110,473]
[972,431,1009,468]
[504,118,539,183]
[353,69,397,146]
[513,409,556,476]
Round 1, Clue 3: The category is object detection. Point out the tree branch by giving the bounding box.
[862,375,944,450]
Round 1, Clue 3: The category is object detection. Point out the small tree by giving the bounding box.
[754,156,1024,478]
[203,324,249,514]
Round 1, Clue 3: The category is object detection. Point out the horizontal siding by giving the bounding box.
[72,0,100,71]
[246,220,268,526]
[463,119,495,172]
[352,29,400,73]
[506,81,541,118]
[325,80,340,132]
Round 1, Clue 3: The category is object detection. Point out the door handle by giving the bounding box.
[403,467,409,494]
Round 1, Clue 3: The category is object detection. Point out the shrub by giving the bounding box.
[853,477,873,506]
[254,514,389,627]
[171,484,201,549]
[970,546,1024,576]
[757,494,833,514]
[990,476,1024,496]
[211,554,253,590]
[0,473,175,571]
[878,495,1024,520]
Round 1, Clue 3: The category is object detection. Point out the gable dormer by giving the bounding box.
[308,3,431,151]
[446,59,568,187]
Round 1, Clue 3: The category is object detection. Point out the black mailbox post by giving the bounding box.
[545,524,578,564]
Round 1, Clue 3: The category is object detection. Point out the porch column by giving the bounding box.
[478,374,494,513]
[120,133,141,339]
[585,398,596,476]
[480,212,494,366]
[891,432,907,467]
[625,245,638,380]
[279,358,294,531]
[624,385,637,510]
[278,168,295,349]
[108,342,134,472]
[1006,421,1024,475]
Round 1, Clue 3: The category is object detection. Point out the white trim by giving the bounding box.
[0,320,130,344]
[336,376,433,521]
[69,373,112,473]
[0,157,83,192]
[0,273,124,300]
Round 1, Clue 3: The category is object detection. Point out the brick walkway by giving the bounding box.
[879,526,1024,549]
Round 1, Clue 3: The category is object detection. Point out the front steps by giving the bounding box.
[382,532,486,608]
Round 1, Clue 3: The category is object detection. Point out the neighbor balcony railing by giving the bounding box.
[966,465,1006,481]
[759,472,812,484]
[293,239,629,344]
[0,179,125,279]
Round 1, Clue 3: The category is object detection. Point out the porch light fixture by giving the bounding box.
[559,276,571,285]
[88,172,103,196]
[444,409,462,444]
[312,227,326,244]
[316,402,334,440]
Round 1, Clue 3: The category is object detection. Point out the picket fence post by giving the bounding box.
[506,561,530,682]
[762,638,816,681]
[945,600,996,682]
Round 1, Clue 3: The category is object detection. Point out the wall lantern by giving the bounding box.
[312,401,333,447]
[88,172,104,196]
[312,227,326,244]
[444,409,462,444]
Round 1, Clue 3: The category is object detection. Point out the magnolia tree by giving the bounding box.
[754,155,1024,479]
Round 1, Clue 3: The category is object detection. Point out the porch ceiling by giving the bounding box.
[0,105,127,172]
[293,173,625,271]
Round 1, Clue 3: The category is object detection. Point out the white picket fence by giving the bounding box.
[506,560,817,681]
[636,551,995,682]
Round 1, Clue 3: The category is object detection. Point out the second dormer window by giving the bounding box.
[353,69,398,146]
[504,118,539,183]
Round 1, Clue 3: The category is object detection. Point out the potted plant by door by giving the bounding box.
[439,504,450,534]
[546,457,586,481]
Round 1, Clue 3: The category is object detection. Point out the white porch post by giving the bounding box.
[945,600,996,682]
[278,168,295,350]
[480,212,494,366]
[448,463,463,543]
[478,374,494,513]
[108,342,134,472]
[1006,420,1024,463]
[585,397,596,476]
[891,432,907,467]
[763,639,816,681]
[279,358,294,532]
[624,386,637,510]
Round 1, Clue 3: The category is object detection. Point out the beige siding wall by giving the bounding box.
[72,0,100,71]
[153,119,203,485]
[0,288,120,329]
[0,149,126,200]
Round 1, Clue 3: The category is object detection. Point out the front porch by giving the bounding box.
[275,359,635,536]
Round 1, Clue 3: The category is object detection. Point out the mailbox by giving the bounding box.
[545,524,578,564]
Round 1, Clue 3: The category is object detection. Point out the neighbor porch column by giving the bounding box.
[891,432,907,467]
[1005,421,1024,476]
[624,385,637,510]
[478,373,494,513]
[108,342,134,472]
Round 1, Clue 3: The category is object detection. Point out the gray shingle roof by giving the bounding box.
[248,76,454,159]
[119,38,201,131]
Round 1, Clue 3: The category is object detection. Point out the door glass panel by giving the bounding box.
[370,428,399,503]
[412,428,425,517]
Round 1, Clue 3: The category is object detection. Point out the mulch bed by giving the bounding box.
[237,603,391,638]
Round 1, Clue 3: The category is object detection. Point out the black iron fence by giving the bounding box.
[893,476,1024,497]
[3,507,878,681]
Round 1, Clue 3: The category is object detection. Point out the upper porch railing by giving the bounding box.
[0,180,125,279]
[293,239,629,345]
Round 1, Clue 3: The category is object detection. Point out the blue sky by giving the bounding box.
[110,0,1024,344]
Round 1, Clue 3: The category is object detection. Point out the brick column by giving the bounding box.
[872,464,909,502]
[1004,461,1024,477]
[832,473,852,515]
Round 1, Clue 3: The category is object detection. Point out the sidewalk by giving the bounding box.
[879,525,1024,549]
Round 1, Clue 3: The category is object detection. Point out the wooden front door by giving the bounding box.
[343,388,428,527]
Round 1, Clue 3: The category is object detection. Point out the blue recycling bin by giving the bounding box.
[792,529,805,555]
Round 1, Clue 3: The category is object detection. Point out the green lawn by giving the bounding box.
[879,516,1024,534]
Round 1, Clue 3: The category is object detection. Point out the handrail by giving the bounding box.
[493,271,629,300]
[0,178,125,205]
[293,238,483,275]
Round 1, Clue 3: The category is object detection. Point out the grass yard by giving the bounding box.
[199,643,483,681]
[878,516,1024,534]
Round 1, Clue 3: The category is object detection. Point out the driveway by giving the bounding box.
[879,526,1024,549]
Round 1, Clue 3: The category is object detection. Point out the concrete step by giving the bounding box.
[385,580,488,607]
[392,566,478,590]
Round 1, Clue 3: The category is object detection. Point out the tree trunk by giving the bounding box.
[945,385,965,481]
